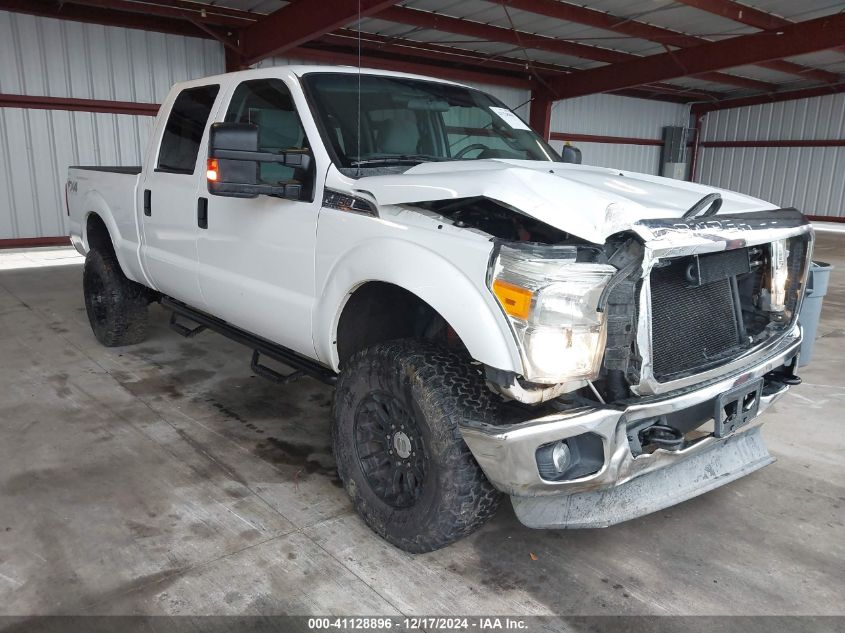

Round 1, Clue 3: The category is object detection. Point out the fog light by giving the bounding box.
[551,441,571,472]
[536,433,604,482]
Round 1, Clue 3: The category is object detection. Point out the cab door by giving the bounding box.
[196,78,320,357]
[139,83,220,308]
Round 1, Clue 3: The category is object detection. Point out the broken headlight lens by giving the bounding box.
[490,243,615,384]
[763,238,790,319]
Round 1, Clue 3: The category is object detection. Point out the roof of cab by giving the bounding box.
[169,64,472,92]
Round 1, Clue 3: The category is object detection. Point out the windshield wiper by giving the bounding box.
[350,154,451,167]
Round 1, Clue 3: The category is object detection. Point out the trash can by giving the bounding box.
[798,261,833,367]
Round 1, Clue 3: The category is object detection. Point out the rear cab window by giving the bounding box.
[157,84,220,174]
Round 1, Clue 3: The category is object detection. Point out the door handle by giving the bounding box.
[197,197,208,229]
[143,189,151,216]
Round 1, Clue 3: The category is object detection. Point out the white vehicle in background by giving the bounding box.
[66,66,813,552]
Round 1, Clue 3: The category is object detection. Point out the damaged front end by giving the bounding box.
[478,207,812,408]
[451,203,813,528]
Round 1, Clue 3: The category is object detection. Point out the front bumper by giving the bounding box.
[460,328,801,527]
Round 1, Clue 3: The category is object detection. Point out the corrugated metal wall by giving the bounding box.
[548,93,690,175]
[550,141,662,174]
[695,92,845,217]
[0,10,223,240]
[0,11,222,102]
[0,111,154,240]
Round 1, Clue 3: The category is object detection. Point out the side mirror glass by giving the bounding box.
[207,122,312,199]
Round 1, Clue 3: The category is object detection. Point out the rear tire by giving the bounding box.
[333,339,501,553]
[83,248,150,347]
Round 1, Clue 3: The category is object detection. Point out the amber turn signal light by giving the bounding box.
[492,279,533,320]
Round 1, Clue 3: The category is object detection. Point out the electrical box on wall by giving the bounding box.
[662,162,687,179]
[661,126,691,180]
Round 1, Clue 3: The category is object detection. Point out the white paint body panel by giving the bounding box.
[350,159,776,244]
[67,66,782,378]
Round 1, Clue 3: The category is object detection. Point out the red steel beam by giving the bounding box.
[611,89,692,103]
[692,81,845,113]
[547,12,845,98]
[688,110,704,182]
[549,132,663,146]
[378,6,776,92]
[52,0,253,28]
[700,139,845,148]
[0,93,160,115]
[0,0,214,38]
[529,90,553,139]
[0,237,72,249]
[806,215,845,223]
[242,0,399,65]
[502,0,839,84]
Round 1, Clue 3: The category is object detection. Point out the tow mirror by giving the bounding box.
[207,122,311,200]
[560,143,582,164]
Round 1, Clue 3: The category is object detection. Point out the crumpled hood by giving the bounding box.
[349,159,777,244]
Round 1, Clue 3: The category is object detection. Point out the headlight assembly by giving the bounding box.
[489,243,615,384]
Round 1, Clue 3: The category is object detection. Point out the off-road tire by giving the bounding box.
[333,339,501,553]
[83,248,150,347]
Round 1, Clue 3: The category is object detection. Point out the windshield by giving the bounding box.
[301,73,560,172]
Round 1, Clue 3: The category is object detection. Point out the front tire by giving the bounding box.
[83,248,150,347]
[333,340,501,553]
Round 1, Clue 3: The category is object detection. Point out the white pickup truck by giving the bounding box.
[67,66,813,553]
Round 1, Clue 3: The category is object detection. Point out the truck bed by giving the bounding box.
[70,166,142,175]
[67,165,146,283]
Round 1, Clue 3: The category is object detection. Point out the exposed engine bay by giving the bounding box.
[415,197,810,420]
[415,196,572,244]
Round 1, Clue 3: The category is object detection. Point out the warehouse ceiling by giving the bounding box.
[2,0,844,105]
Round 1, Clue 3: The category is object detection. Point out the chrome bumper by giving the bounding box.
[460,328,801,504]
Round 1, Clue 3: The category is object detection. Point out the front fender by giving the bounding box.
[313,237,522,374]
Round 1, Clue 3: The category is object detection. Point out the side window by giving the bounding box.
[157,84,220,174]
[225,79,310,186]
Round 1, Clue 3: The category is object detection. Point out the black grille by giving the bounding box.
[645,236,810,384]
[650,258,741,381]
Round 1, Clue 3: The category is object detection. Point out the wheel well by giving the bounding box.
[86,213,115,257]
[335,282,466,367]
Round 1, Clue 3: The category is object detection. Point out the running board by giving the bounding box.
[161,296,337,386]
[250,350,304,385]
[169,312,207,338]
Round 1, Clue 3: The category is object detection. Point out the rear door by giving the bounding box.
[139,83,220,308]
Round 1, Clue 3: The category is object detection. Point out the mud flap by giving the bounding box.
[511,426,774,529]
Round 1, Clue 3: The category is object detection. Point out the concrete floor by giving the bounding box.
[0,234,842,622]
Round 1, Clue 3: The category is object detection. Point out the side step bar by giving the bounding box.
[161,296,337,387]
